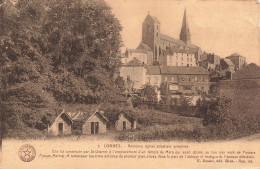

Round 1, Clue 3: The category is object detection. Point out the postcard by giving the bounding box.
[1,0,259,169]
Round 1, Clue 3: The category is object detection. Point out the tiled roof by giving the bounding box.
[136,42,152,51]
[145,66,161,75]
[232,63,260,79]
[160,66,209,75]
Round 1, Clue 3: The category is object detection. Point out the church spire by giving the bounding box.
[180,8,191,44]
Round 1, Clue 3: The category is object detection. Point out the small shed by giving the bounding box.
[48,111,73,136]
[115,114,136,131]
[66,105,109,135]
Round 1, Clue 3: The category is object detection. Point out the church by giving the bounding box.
[121,9,202,66]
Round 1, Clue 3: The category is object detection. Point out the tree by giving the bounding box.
[140,84,157,102]
[0,0,123,135]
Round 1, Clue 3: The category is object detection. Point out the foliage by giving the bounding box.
[140,84,157,102]
[0,0,122,136]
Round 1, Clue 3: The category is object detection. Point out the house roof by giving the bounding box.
[145,66,161,75]
[123,58,144,66]
[63,104,108,123]
[119,113,136,123]
[160,66,209,75]
[136,42,152,51]
[222,58,235,66]
[232,63,260,79]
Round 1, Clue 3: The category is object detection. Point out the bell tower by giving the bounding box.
[180,9,191,44]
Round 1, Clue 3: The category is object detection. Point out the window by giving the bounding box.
[191,58,192,62]
[154,77,158,85]
[127,76,130,82]
[146,77,151,83]
[182,63,183,66]
[187,57,189,61]
[187,54,188,56]
[201,77,204,82]
[195,77,198,82]
[176,62,178,66]
[188,77,191,81]
[172,76,175,82]
[157,32,158,37]
[181,57,183,61]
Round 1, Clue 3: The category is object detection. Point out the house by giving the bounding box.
[220,58,235,78]
[199,53,220,70]
[115,114,137,131]
[121,47,153,65]
[226,54,247,70]
[48,105,109,135]
[159,46,197,67]
[48,111,73,136]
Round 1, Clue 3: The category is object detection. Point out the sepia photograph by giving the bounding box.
[0,0,259,168]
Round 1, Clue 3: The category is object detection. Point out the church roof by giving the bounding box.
[136,42,152,51]
[160,34,186,46]
[180,9,191,43]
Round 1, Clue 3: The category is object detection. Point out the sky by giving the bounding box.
[105,0,260,65]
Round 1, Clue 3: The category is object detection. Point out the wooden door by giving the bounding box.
[91,122,95,134]
[58,123,63,134]
[123,121,126,131]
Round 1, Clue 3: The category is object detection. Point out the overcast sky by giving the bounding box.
[105,0,259,65]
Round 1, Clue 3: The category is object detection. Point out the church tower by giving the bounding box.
[142,13,161,61]
[180,9,191,44]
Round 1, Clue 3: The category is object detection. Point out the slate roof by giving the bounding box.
[63,104,108,123]
[222,58,235,66]
[145,66,161,75]
[145,66,208,75]
[146,14,160,24]
[232,63,260,80]
[136,42,152,51]
[123,58,144,66]
[160,66,209,75]
[160,34,186,46]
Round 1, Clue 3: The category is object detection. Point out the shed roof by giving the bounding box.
[63,104,108,123]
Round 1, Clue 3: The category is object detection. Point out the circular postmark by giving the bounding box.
[18,144,36,162]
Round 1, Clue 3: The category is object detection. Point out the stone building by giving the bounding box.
[226,54,247,70]
[121,48,153,65]
[199,52,220,70]
[48,111,73,136]
[48,105,108,135]
[141,9,202,64]
[160,47,197,67]
[115,114,137,131]
[220,58,235,78]
[120,64,209,94]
